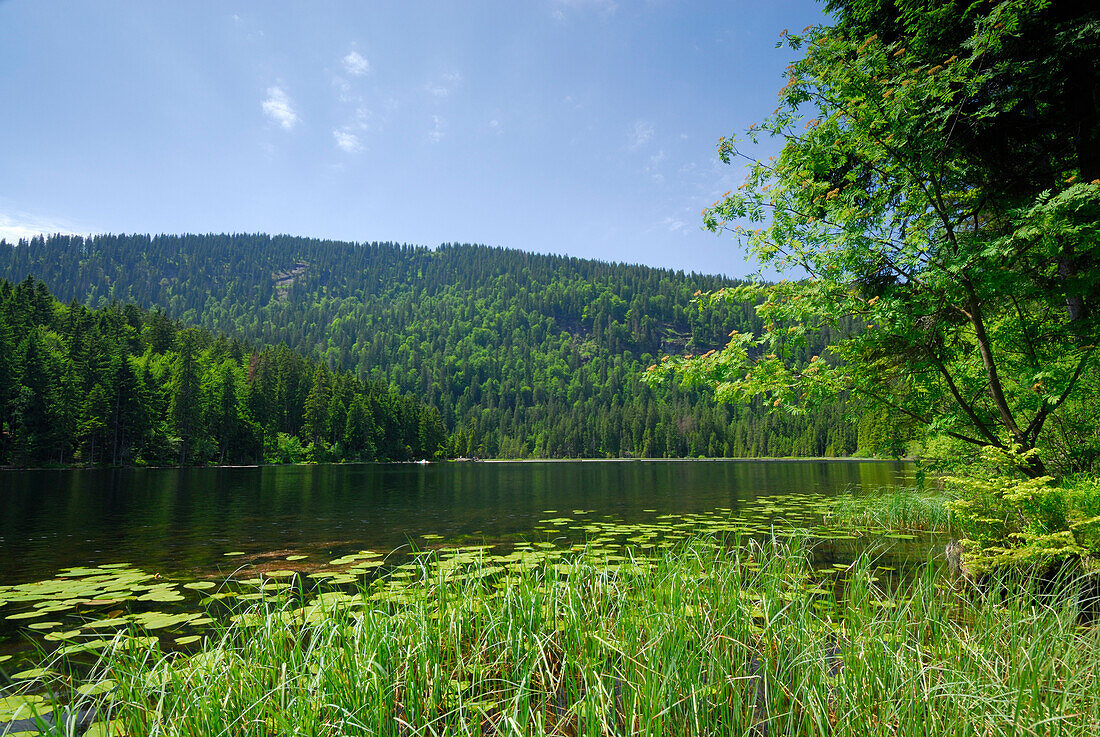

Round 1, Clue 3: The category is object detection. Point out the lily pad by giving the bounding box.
[76,680,117,697]
[0,695,46,721]
[59,639,113,656]
[5,611,45,620]
[183,581,216,590]
[11,667,54,680]
[83,720,125,737]
[83,617,130,629]
[26,620,62,630]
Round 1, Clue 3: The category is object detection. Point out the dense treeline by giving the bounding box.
[0,234,859,458]
[0,277,446,466]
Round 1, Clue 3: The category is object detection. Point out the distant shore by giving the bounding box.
[0,455,911,472]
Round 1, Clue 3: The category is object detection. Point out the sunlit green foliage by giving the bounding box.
[0,235,863,459]
[0,277,445,466]
[651,1,1099,478]
[945,451,1100,573]
[50,539,1100,736]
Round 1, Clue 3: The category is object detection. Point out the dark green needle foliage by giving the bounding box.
[0,277,446,466]
[0,235,864,460]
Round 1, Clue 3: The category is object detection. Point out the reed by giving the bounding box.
[75,535,1100,736]
[825,487,952,533]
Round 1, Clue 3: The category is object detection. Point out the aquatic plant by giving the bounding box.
[65,537,1100,736]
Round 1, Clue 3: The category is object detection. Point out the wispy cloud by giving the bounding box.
[646,149,666,182]
[551,0,618,20]
[428,115,446,143]
[333,129,363,153]
[660,215,686,233]
[332,75,353,103]
[628,120,654,150]
[262,85,298,130]
[342,50,370,77]
[426,71,463,98]
[0,211,81,243]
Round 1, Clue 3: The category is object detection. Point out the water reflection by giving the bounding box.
[0,460,910,584]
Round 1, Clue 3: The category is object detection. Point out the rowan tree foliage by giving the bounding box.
[650,0,1100,476]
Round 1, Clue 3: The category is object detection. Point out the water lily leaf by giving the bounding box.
[223,551,246,557]
[0,695,46,721]
[76,680,117,697]
[11,667,53,680]
[83,617,130,629]
[285,555,308,561]
[26,620,62,630]
[83,720,125,737]
[175,635,201,645]
[59,639,112,656]
[183,581,216,590]
[134,611,196,630]
[6,611,45,620]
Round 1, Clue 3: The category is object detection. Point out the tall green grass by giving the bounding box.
[825,487,952,533]
[72,536,1100,736]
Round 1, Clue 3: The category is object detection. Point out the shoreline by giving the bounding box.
[0,455,911,472]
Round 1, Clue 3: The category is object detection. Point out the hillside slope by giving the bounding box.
[0,277,446,467]
[0,234,857,457]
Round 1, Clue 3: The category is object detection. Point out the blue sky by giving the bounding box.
[0,0,829,277]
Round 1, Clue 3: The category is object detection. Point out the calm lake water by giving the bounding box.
[0,460,913,586]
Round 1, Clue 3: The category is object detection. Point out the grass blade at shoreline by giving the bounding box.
[65,535,1099,736]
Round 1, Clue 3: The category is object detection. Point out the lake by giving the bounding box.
[0,459,913,586]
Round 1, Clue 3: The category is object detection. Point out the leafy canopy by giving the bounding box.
[649,0,1100,475]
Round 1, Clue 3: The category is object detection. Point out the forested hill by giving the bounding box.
[0,234,857,458]
[0,277,446,467]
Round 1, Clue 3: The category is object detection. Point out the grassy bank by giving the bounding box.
[826,473,1100,575]
[824,488,952,533]
[37,536,1100,736]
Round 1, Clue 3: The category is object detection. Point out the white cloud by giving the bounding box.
[489,119,501,133]
[646,149,666,182]
[332,75,353,102]
[628,120,654,150]
[0,211,80,243]
[551,0,619,19]
[428,115,446,143]
[333,129,363,153]
[262,86,298,130]
[426,70,463,98]
[343,50,370,76]
[661,216,686,233]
